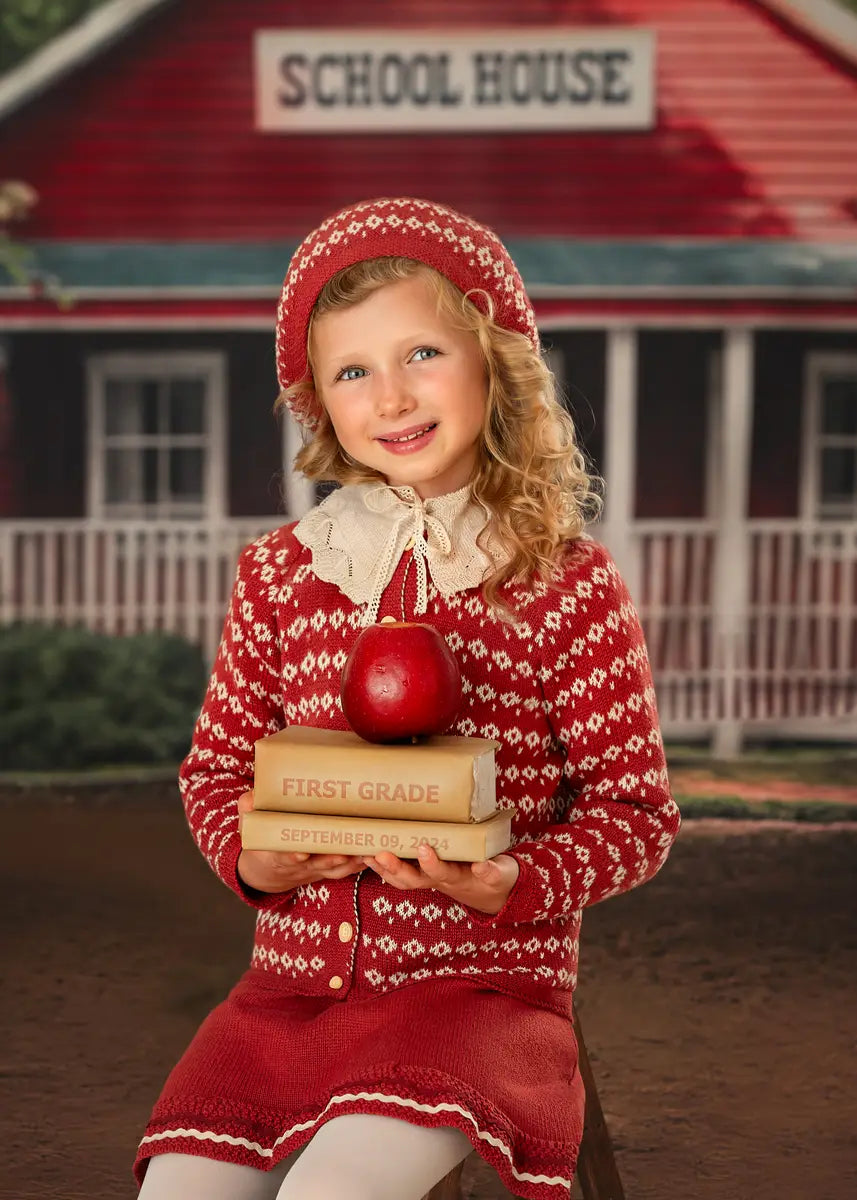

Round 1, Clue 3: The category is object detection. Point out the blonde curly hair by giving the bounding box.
[276,257,602,613]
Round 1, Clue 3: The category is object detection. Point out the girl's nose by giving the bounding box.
[374,372,416,417]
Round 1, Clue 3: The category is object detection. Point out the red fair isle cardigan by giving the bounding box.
[179,525,680,1014]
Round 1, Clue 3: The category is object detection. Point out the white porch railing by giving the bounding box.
[632,519,717,729]
[1,517,855,744]
[631,519,857,736]
[0,518,283,664]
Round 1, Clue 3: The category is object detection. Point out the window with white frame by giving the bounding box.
[87,352,225,519]
[804,354,857,521]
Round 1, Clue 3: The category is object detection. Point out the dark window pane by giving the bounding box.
[143,448,159,503]
[169,379,206,434]
[104,380,142,435]
[104,449,142,503]
[820,447,857,502]
[135,380,159,435]
[169,448,204,499]
[822,377,857,435]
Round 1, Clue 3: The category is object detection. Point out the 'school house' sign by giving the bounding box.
[254,28,655,132]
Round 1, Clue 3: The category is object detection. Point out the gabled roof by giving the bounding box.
[0,0,173,123]
[1,0,855,125]
[2,0,857,303]
[760,0,857,67]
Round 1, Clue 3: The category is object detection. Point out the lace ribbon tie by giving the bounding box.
[293,482,500,628]
[363,487,454,624]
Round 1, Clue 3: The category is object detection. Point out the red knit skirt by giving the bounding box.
[135,971,584,1200]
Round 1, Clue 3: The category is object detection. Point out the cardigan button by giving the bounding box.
[338,921,354,942]
[329,975,344,990]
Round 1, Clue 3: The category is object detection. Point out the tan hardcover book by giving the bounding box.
[253,726,499,823]
[239,808,513,862]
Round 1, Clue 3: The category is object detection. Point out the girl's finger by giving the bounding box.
[322,862,363,879]
[364,855,425,890]
[374,852,400,870]
[416,844,463,884]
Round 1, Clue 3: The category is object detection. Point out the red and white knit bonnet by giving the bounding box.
[275,196,539,430]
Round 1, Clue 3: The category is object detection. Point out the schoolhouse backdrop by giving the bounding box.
[0,0,856,755]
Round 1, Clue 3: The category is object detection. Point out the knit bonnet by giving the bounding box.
[275,196,539,430]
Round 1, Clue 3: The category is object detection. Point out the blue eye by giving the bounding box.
[411,347,439,362]
[337,366,366,382]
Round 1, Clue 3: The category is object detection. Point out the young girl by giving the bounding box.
[135,197,680,1200]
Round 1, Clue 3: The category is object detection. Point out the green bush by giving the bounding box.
[0,623,207,771]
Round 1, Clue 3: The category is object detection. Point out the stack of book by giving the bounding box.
[239,725,512,861]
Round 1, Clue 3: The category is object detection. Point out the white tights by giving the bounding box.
[138,1112,473,1200]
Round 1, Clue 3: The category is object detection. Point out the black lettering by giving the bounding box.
[437,53,463,106]
[313,54,341,107]
[378,54,406,105]
[509,52,531,105]
[473,51,504,105]
[566,50,599,104]
[277,54,307,107]
[602,50,631,103]
[344,53,372,107]
[535,51,562,104]
[410,53,432,106]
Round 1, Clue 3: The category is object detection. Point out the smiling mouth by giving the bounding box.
[378,423,438,444]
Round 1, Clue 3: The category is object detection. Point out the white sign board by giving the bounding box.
[254,28,655,133]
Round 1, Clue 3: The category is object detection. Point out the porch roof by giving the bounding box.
[2,237,857,298]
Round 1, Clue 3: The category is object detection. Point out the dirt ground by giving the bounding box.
[2,784,856,1200]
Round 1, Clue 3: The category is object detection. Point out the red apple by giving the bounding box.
[341,620,462,743]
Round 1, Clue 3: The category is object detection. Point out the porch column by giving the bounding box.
[711,327,754,758]
[601,327,641,601]
[281,409,315,517]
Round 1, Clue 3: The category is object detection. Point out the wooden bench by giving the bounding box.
[423,1009,626,1200]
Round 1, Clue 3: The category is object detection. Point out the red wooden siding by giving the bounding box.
[7,332,281,519]
[543,328,607,477]
[750,329,857,519]
[10,325,854,522]
[2,0,857,241]
[8,335,85,518]
[635,330,718,519]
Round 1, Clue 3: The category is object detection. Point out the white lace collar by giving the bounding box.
[293,482,505,625]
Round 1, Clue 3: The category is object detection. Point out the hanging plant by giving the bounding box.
[0,180,72,307]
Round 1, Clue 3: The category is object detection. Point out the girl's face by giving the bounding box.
[311,274,487,500]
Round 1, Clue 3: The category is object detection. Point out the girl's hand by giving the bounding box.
[236,790,365,894]
[361,845,520,915]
